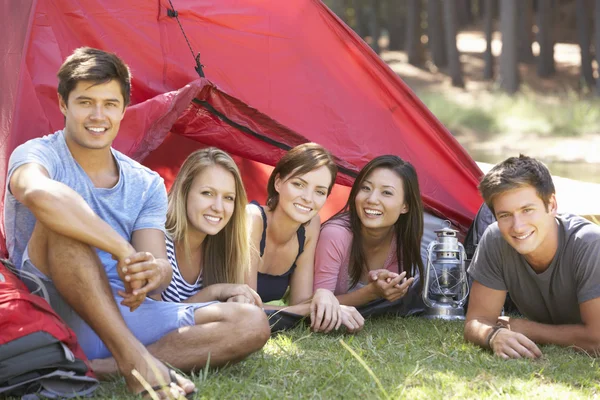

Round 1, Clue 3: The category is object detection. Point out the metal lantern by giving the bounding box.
[422,220,469,320]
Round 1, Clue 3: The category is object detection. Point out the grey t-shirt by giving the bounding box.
[4,130,167,291]
[468,214,600,324]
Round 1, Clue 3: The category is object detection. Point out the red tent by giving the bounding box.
[0,0,482,256]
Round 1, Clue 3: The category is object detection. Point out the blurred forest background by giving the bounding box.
[324,0,600,183]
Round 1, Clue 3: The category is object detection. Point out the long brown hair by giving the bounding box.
[166,148,250,285]
[328,155,424,290]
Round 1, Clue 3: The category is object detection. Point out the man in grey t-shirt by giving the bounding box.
[465,155,600,359]
[5,47,269,397]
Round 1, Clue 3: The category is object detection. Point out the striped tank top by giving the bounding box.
[161,235,204,302]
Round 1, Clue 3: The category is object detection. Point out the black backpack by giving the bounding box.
[464,203,496,261]
[0,260,98,399]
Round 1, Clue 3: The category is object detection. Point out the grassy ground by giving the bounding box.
[416,88,600,140]
[413,87,600,184]
[97,317,600,399]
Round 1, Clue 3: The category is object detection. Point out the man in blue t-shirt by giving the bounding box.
[4,47,269,397]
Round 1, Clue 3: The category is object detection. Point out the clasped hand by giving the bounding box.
[489,327,542,359]
[368,269,414,302]
[310,289,365,333]
[116,252,164,311]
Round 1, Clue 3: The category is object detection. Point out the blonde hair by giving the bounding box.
[166,148,250,285]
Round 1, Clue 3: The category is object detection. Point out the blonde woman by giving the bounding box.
[160,147,261,305]
[91,147,270,378]
[247,143,364,332]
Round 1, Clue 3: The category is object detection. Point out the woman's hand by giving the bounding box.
[218,284,263,307]
[339,305,364,333]
[310,288,343,333]
[368,270,414,303]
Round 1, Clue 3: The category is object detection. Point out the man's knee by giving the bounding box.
[195,303,269,348]
[235,304,270,349]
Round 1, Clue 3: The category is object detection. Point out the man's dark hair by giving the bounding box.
[479,154,555,215]
[57,47,131,107]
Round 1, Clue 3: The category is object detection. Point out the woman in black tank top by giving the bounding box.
[246,143,364,333]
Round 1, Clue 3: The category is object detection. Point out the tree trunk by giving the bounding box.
[327,0,345,21]
[456,0,471,27]
[428,0,447,68]
[536,0,555,77]
[596,0,600,95]
[576,0,596,88]
[406,0,425,65]
[387,0,406,50]
[518,0,535,64]
[478,0,486,20]
[352,0,365,37]
[442,1,465,87]
[365,0,381,53]
[499,0,519,93]
[483,0,495,80]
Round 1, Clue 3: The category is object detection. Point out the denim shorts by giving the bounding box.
[21,247,215,360]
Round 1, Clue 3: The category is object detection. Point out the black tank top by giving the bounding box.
[251,201,306,302]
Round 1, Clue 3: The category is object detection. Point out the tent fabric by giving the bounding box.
[0,0,483,257]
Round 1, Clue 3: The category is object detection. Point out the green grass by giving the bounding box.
[417,93,499,139]
[96,317,600,399]
[417,89,600,139]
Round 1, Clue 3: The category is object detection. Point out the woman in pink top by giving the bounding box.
[314,155,424,313]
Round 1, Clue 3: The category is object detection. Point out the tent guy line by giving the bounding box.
[167,0,205,78]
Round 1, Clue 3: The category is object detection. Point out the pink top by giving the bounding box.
[313,218,399,295]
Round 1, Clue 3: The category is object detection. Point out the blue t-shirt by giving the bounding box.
[4,130,167,291]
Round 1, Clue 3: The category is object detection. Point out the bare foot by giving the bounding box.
[115,350,196,398]
[90,357,119,380]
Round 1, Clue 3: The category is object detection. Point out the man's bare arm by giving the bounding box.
[129,228,172,296]
[10,163,134,259]
[508,297,600,354]
[465,281,542,359]
[464,281,506,347]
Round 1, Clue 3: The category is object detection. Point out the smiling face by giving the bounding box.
[274,165,333,224]
[59,79,125,153]
[354,167,408,231]
[186,165,236,238]
[493,185,559,268]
